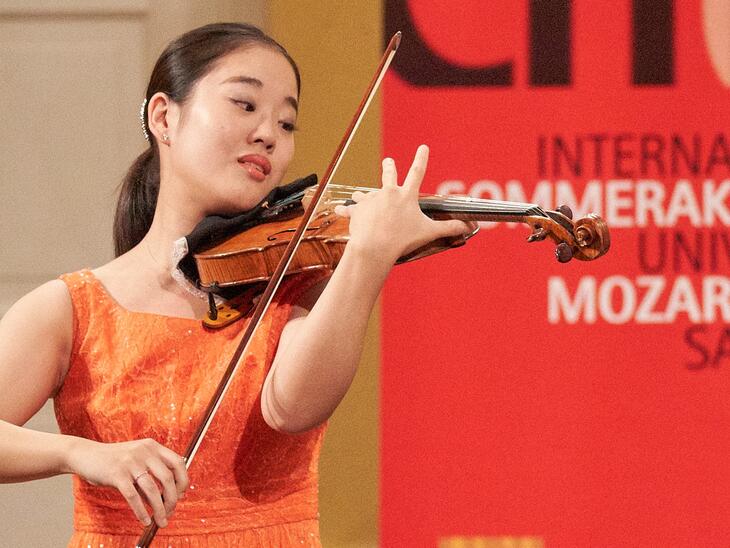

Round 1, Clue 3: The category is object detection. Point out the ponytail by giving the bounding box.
[113,146,160,256]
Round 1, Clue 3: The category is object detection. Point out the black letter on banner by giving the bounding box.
[632,0,674,85]
[385,0,512,86]
[685,326,709,370]
[529,0,571,86]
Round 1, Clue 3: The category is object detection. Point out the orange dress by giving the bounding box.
[54,269,327,547]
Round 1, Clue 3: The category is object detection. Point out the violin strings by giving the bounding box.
[317,184,547,218]
[326,184,534,209]
[331,185,528,206]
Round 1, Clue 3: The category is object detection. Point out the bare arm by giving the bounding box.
[262,145,469,433]
[0,280,76,480]
[0,280,188,528]
[0,280,72,425]
[261,247,388,434]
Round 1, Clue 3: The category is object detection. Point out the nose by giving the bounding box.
[249,115,277,152]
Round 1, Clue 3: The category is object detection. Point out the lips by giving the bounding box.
[238,154,271,182]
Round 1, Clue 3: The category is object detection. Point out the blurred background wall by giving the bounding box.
[0,1,380,546]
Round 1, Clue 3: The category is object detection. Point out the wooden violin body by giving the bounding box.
[193,184,611,292]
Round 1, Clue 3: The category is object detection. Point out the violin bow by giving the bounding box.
[135,31,402,547]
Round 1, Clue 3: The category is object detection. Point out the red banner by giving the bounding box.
[381,1,730,546]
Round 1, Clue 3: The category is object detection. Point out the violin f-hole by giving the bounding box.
[267,221,332,241]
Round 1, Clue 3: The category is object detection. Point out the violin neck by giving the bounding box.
[309,184,550,223]
[418,195,548,223]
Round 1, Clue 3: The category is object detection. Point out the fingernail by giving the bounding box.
[144,517,151,526]
[161,518,168,527]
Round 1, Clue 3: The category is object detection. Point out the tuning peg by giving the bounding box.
[527,226,548,242]
[556,204,573,219]
[555,242,573,262]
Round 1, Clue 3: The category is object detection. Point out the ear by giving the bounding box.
[147,92,180,145]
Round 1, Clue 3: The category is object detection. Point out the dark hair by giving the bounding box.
[113,22,300,256]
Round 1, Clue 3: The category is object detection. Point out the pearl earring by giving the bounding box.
[162,133,169,142]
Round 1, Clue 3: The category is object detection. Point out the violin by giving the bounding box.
[192,183,610,284]
[190,183,610,328]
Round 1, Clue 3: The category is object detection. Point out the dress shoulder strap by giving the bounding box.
[58,269,99,360]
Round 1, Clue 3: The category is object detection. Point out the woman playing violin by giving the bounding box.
[0,23,469,547]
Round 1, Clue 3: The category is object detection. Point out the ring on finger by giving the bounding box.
[133,470,150,483]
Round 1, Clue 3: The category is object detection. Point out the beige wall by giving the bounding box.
[1,2,149,545]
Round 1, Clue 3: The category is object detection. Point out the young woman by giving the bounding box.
[0,23,468,546]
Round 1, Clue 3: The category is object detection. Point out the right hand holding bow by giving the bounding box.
[66,437,189,528]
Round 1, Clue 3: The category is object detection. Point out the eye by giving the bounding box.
[232,99,255,112]
[280,121,298,133]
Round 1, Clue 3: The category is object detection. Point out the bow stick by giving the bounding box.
[135,31,402,547]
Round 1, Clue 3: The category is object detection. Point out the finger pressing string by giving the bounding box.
[436,219,472,239]
[334,205,351,218]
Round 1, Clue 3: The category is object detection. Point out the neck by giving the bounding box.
[134,179,206,283]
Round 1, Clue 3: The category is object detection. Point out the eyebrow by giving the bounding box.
[222,75,299,113]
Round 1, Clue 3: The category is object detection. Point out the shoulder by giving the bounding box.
[0,279,74,423]
[2,279,74,356]
[4,278,73,326]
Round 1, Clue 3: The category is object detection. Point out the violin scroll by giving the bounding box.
[527,209,610,262]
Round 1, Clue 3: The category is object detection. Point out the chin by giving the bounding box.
[203,184,269,216]
[225,193,270,215]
